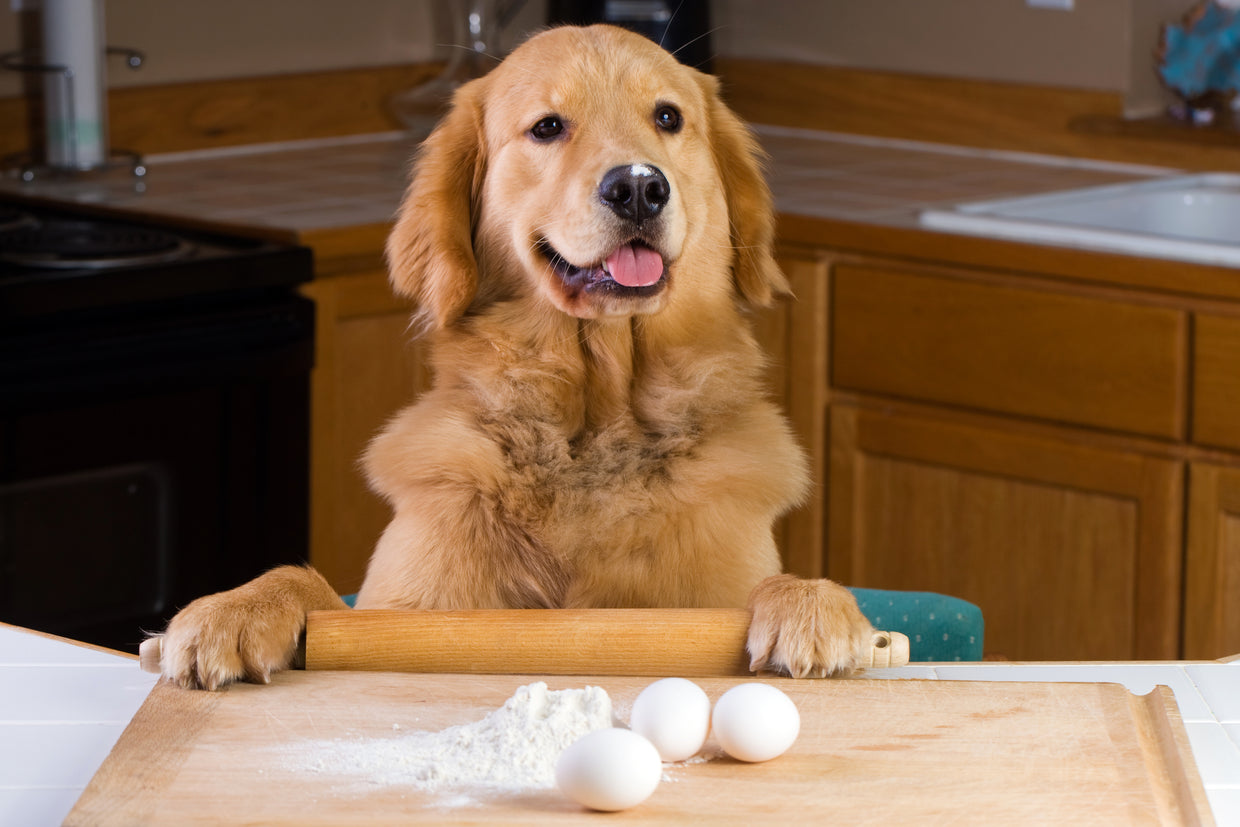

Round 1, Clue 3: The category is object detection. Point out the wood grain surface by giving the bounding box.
[302,609,909,675]
[66,671,1212,825]
[306,609,754,676]
[831,263,1189,440]
[717,58,1240,173]
[826,404,1184,662]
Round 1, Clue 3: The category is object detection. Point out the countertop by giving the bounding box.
[0,124,1176,263]
[2,622,1237,825]
[20,123,1240,309]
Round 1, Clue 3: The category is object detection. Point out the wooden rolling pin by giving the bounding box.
[140,609,910,676]
[303,609,910,675]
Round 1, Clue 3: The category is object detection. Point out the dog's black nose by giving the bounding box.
[599,164,670,223]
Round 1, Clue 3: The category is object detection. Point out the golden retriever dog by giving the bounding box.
[154,24,874,690]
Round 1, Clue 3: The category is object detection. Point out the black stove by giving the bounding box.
[0,201,317,653]
[1,215,192,270]
[0,204,312,321]
[0,205,36,234]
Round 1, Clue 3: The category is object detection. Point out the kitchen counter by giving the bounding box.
[0,624,159,827]
[0,125,1178,269]
[17,123,1240,309]
[15,122,1238,305]
[2,621,1237,825]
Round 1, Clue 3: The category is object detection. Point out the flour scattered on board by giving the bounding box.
[276,682,612,796]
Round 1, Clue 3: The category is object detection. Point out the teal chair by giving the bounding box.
[851,588,984,662]
[340,589,984,662]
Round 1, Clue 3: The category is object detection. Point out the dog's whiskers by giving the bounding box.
[668,26,725,70]
[658,1,684,50]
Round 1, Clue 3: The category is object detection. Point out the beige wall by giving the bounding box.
[0,0,1188,116]
[0,0,547,95]
[716,0,1128,89]
[713,0,1185,116]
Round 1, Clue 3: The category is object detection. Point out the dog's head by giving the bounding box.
[387,24,788,331]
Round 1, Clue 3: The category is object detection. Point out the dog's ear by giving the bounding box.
[386,77,489,333]
[697,73,791,308]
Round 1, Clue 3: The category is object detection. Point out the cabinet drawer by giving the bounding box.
[831,265,1187,439]
[1193,314,1240,451]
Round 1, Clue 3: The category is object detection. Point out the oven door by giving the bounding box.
[0,293,314,653]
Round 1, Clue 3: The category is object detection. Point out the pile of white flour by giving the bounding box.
[280,682,612,793]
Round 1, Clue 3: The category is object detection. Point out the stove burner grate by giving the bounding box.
[0,206,36,234]
[0,218,193,270]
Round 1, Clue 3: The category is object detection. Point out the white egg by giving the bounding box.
[629,677,712,762]
[555,727,662,811]
[711,682,800,763]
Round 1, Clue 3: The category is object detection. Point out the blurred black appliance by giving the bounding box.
[0,201,315,653]
[547,1,712,71]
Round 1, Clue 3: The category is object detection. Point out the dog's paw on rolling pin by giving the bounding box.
[147,565,347,690]
[745,574,875,678]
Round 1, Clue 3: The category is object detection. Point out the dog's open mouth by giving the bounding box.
[538,239,667,297]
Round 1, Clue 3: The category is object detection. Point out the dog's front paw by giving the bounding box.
[156,591,303,691]
[153,566,342,690]
[746,574,875,678]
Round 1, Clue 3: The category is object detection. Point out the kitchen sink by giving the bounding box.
[919,173,1240,267]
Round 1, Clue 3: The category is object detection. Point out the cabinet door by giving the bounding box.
[302,271,431,594]
[1193,313,1240,452]
[1185,463,1240,659]
[828,405,1183,660]
[752,255,830,578]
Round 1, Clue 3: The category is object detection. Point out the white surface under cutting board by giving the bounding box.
[3,623,1239,825]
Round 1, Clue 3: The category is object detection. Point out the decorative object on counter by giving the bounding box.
[389,0,527,140]
[1158,0,1240,126]
[546,0,712,72]
[0,0,146,180]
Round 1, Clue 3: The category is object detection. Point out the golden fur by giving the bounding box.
[155,25,873,690]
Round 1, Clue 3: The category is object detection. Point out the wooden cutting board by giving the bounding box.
[67,671,1211,825]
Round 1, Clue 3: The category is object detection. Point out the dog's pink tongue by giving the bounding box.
[604,244,663,288]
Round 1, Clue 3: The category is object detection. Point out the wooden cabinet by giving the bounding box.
[301,269,430,595]
[754,255,831,579]
[827,404,1182,660]
[831,264,1188,439]
[1193,314,1240,452]
[810,253,1240,660]
[1185,463,1240,659]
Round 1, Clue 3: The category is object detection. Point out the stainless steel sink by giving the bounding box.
[919,173,1240,267]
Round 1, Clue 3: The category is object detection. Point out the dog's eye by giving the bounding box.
[530,115,565,141]
[654,105,682,133]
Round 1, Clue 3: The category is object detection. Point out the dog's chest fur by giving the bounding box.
[476,323,710,519]
[450,315,794,606]
[479,390,733,607]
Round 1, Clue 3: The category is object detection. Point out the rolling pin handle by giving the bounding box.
[865,630,910,668]
[139,635,163,674]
